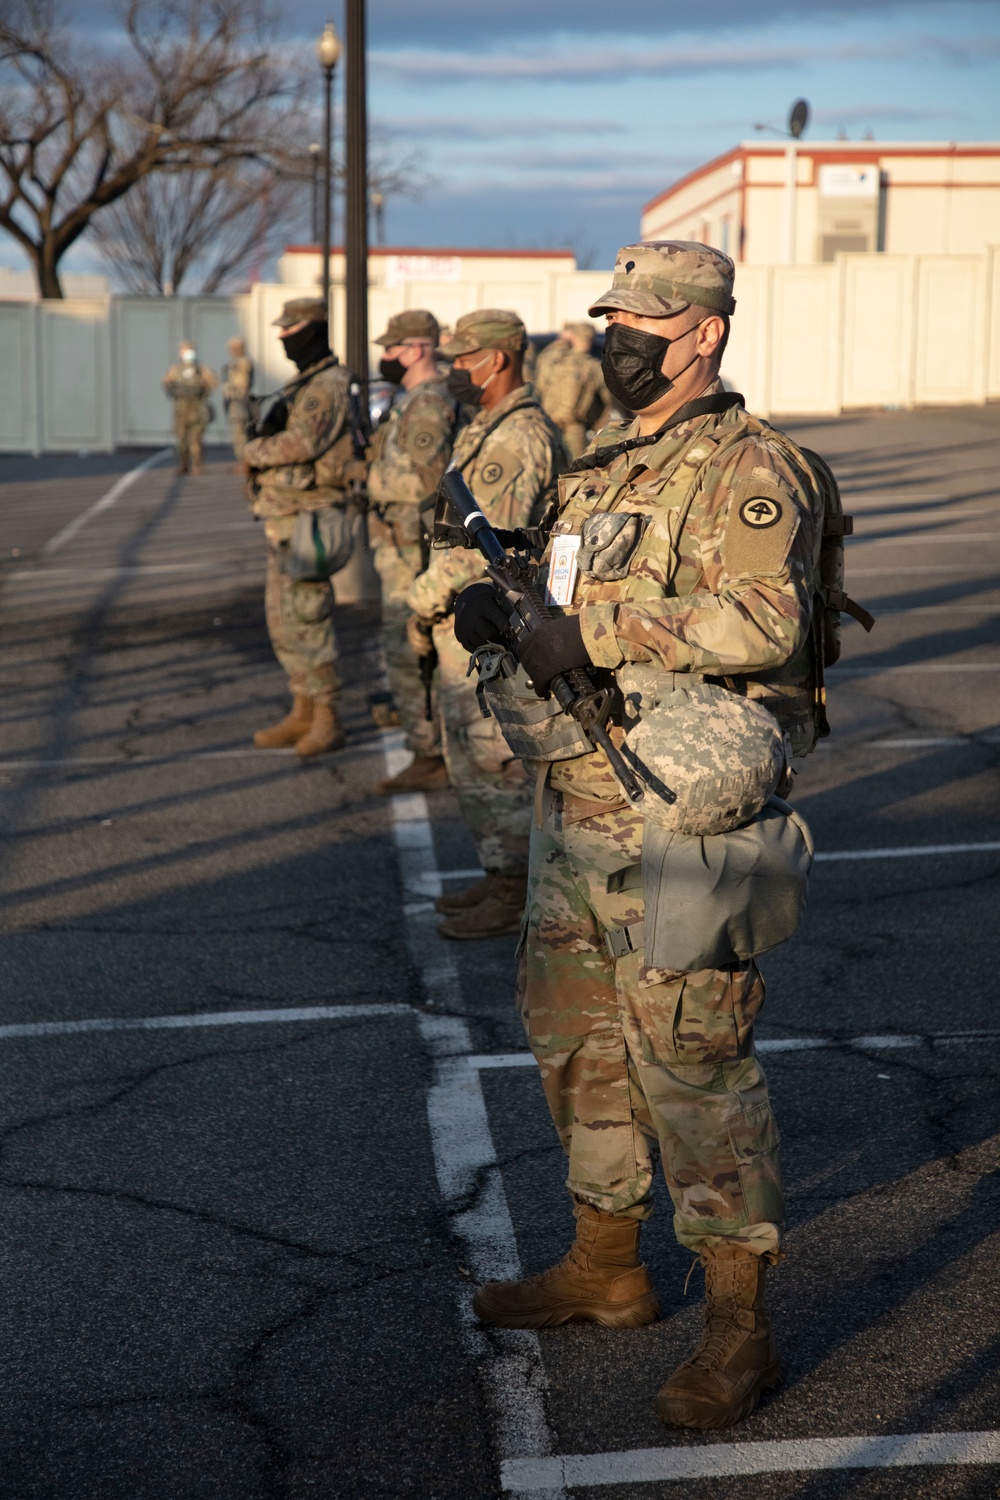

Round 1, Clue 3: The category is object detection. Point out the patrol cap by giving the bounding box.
[588,242,736,319]
[625,682,784,837]
[272,297,328,328]
[374,308,441,346]
[442,308,527,358]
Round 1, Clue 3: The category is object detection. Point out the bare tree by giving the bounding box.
[0,0,305,297]
[90,159,300,294]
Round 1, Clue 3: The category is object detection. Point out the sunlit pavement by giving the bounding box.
[0,412,998,1498]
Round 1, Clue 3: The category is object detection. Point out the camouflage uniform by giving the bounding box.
[369,311,462,756]
[537,334,612,460]
[408,312,567,874]
[243,351,355,706]
[222,348,254,461]
[518,244,822,1256]
[163,358,217,470]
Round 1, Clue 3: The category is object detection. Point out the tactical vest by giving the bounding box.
[479,407,872,767]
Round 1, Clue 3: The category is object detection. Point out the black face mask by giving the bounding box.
[379,355,407,385]
[446,366,481,406]
[600,322,675,412]
[281,321,332,372]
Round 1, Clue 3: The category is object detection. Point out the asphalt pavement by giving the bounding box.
[0,408,998,1500]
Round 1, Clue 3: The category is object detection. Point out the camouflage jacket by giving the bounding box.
[537,350,610,430]
[243,358,355,518]
[222,356,254,403]
[542,379,820,801]
[367,376,462,548]
[163,362,217,412]
[407,383,567,621]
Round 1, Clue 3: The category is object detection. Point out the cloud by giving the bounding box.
[372,32,1000,86]
[375,115,630,142]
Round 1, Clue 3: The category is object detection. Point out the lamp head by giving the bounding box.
[316,22,341,70]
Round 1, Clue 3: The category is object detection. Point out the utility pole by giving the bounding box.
[345,0,369,405]
[316,24,341,329]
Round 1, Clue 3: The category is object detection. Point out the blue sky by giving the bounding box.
[8,0,1000,277]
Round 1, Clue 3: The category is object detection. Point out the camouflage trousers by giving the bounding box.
[173,406,207,468]
[228,400,250,461]
[373,540,441,757]
[435,624,533,875]
[517,786,783,1256]
[263,515,341,703]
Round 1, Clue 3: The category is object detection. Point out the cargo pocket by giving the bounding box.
[290,578,334,625]
[727,1099,783,1227]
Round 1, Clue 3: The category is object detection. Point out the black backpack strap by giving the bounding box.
[566,391,744,474]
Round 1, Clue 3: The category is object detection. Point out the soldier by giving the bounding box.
[406,309,567,939]
[454,243,823,1428]
[162,341,217,475]
[368,310,463,796]
[243,297,360,759]
[222,337,254,464]
[536,320,613,459]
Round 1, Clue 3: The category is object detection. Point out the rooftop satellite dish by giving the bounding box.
[789,99,809,139]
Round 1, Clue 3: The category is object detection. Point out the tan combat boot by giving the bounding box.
[437,873,527,940]
[434,873,491,914]
[374,755,449,796]
[473,1203,659,1330]
[655,1244,783,1430]
[295,699,346,758]
[253,695,313,749]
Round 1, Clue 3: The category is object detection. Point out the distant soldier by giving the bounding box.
[222,337,254,464]
[368,310,464,796]
[536,321,611,459]
[243,297,361,759]
[162,342,217,475]
[406,309,567,940]
[530,328,572,390]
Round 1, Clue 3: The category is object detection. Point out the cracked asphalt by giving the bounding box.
[0,407,999,1500]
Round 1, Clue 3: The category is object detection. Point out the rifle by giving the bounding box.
[439,469,643,805]
[347,379,370,511]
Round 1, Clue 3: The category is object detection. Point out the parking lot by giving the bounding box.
[1,403,998,1498]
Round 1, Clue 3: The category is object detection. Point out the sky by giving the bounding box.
[7,0,1000,277]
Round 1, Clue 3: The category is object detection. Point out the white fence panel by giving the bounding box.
[986,246,1000,400]
[114,299,185,445]
[841,256,915,409]
[722,265,771,414]
[40,300,111,451]
[913,256,987,405]
[553,271,616,331]
[768,266,841,415]
[0,303,38,452]
[185,297,246,445]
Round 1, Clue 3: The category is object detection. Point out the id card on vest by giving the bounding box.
[543,534,581,606]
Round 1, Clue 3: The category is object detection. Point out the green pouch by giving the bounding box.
[641,796,814,971]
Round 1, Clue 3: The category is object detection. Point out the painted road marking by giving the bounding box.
[501,1431,1000,1490]
[379,728,566,1500]
[40,448,174,556]
[0,1004,411,1042]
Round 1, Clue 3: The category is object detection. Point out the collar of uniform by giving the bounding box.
[283,354,337,389]
[617,377,731,480]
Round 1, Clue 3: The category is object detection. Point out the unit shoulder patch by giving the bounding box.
[722,476,798,577]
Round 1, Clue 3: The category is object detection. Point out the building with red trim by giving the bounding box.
[641,142,1000,263]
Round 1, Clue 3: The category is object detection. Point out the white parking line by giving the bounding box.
[379,728,566,1500]
[815,840,1000,860]
[0,1004,411,1042]
[501,1430,1000,1490]
[41,449,174,556]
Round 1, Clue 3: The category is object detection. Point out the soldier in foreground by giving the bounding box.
[162,341,217,475]
[367,310,462,796]
[454,243,825,1426]
[407,309,566,939]
[243,298,359,759]
[536,320,612,459]
[222,337,254,464]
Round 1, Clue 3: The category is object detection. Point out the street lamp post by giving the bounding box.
[371,190,385,247]
[308,142,321,244]
[316,22,341,327]
[345,0,369,405]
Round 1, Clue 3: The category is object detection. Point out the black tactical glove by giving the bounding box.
[516,614,590,696]
[453,582,513,652]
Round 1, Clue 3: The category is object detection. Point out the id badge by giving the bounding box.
[543,534,581,607]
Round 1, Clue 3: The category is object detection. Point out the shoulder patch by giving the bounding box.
[722,476,798,577]
[474,442,524,500]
